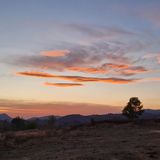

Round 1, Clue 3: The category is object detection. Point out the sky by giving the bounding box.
[0,0,160,118]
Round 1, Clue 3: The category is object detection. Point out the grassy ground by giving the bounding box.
[0,122,160,160]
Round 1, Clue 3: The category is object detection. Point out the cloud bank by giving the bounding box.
[2,23,157,88]
[0,99,120,118]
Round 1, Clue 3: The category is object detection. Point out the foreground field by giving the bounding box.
[0,122,160,160]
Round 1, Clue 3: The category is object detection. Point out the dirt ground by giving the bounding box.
[0,122,160,160]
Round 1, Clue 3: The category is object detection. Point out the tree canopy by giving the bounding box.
[122,97,144,119]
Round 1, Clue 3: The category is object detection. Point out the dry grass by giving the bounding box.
[0,122,160,160]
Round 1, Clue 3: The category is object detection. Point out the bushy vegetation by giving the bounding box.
[0,116,57,132]
[122,97,144,119]
[0,120,11,132]
[11,117,26,130]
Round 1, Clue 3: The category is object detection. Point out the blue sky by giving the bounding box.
[0,0,160,117]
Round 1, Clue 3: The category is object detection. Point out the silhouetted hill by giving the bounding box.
[57,114,91,127]
[0,113,12,121]
[28,115,61,121]
[140,109,160,119]
[56,109,160,127]
[1,109,159,126]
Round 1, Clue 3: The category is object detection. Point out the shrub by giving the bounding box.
[11,117,26,130]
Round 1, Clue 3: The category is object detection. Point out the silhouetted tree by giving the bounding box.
[11,117,26,130]
[122,97,144,119]
[26,122,37,130]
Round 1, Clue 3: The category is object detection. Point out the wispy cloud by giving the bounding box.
[105,53,131,64]
[16,71,55,78]
[67,23,135,40]
[120,66,149,76]
[102,63,129,69]
[2,31,153,86]
[67,66,108,74]
[138,9,160,26]
[143,53,160,64]
[53,75,137,84]
[5,42,149,76]
[158,55,160,64]
[4,42,134,71]
[16,71,137,84]
[138,77,160,83]
[44,82,83,87]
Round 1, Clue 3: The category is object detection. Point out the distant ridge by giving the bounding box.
[25,109,160,127]
[28,115,61,121]
[1,109,159,125]
[0,113,12,121]
[140,109,160,119]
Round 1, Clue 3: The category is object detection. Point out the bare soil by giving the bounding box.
[0,122,160,160]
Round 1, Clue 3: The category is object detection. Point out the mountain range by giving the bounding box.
[0,109,160,126]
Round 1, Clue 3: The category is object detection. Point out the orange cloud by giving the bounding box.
[67,66,108,74]
[44,82,83,87]
[16,71,137,84]
[40,50,70,57]
[16,71,55,78]
[53,75,136,84]
[120,66,148,76]
[96,78,136,84]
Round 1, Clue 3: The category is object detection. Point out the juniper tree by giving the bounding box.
[122,97,144,119]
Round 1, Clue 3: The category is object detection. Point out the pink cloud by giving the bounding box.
[40,50,70,57]
[143,53,160,64]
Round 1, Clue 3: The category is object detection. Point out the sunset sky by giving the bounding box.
[0,0,160,118]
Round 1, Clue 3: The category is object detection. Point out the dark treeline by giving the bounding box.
[0,115,56,132]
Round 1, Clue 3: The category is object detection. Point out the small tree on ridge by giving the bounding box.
[122,97,144,120]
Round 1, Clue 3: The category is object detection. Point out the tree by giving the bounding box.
[122,97,144,119]
[11,117,26,130]
[26,122,37,130]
